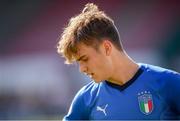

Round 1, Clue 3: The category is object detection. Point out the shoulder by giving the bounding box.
[139,63,180,93]
[76,81,99,96]
[139,63,180,102]
[73,81,101,107]
[139,63,180,79]
[64,81,101,120]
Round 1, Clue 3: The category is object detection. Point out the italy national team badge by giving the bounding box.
[138,91,153,115]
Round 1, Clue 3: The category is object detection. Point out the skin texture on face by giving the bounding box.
[75,42,113,83]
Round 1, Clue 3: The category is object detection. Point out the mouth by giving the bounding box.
[86,73,94,78]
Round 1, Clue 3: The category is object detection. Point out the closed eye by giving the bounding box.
[77,55,88,62]
[82,57,88,62]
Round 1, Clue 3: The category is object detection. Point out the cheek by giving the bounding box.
[100,61,112,74]
[95,60,110,73]
[89,56,110,73]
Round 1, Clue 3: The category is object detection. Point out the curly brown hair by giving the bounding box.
[57,3,123,64]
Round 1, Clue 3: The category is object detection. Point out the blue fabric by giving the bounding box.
[63,63,180,120]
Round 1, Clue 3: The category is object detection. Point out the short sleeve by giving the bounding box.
[63,89,89,120]
[167,71,180,113]
[161,71,180,115]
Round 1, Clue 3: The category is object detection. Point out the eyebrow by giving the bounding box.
[77,55,87,61]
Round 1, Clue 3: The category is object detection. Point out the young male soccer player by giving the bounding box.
[57,3,180,120]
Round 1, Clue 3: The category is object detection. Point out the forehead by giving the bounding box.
[74,43,97,59]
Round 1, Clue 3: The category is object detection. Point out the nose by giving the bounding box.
[79,63,87,73]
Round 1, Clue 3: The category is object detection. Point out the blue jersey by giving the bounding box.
[63,63,180,120]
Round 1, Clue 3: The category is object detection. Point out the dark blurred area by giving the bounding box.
[0,0,179,119]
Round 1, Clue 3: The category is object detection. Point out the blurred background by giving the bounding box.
[0,0,179,119]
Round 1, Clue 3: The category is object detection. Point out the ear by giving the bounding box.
[103,40,112,56]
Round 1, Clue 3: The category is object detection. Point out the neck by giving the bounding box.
[108,51,139,86]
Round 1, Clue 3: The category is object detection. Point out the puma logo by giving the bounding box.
[96,104,108,116]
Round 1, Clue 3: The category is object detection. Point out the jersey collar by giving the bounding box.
[105,67,143,91]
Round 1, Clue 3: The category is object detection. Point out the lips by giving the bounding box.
[86,73,94,78]
[89,74,93,78]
